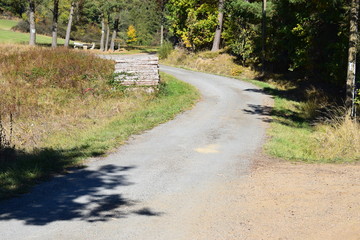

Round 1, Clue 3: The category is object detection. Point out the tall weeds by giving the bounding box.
[0,45,115,150]
[314,109,360,162]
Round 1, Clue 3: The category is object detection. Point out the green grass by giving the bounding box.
[0,19,69,45]
[0,72,200,200]
[264,95,317,162]
[162,49,360,163]
[0,19,18,30]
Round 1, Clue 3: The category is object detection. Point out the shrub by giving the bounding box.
[11,20,29,32]
[158,41,173,59]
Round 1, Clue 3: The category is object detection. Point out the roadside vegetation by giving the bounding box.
[161,48,360,163]
[0,45,199,199]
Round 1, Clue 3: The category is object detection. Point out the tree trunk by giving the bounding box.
[346,0,359,117]
[211,0,224,52]
[160,24,164,46]
[261,0,267,72]
[51,0,60,48]
[29,0,36,46]
[64,1,75,47]
[110,13,120,52]
[100,15,106,51]
[105,22,110,51]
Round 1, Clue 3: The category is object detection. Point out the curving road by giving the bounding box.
[0,65,271,240]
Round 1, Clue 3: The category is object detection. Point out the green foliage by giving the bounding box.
[0,0,27,17]
[166,0,218,50]
[158,40,173,59]
[126,24,137,44]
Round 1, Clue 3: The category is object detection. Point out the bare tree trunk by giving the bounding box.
[29,0,36,46]
[261,0,267,73]
[110,13,120,52]
[64,1,75,47]
[211,0,224,52]
[100,15,106,51]
[51,0,60,48]
[346,0,359,117]
[160,24,164,46]
[105,22,110,51]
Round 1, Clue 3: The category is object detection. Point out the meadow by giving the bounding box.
[0,19,69,45]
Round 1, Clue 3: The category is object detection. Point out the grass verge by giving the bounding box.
[162,49,360,163]
[0,45,199,199]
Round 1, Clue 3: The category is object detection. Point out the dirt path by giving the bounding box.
[191,156,360,240]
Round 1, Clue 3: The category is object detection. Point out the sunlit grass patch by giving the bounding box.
[0,55,199,199]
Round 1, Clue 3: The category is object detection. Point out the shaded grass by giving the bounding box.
[0,72,200,199]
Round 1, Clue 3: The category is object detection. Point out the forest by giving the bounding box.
[0,0,358,115]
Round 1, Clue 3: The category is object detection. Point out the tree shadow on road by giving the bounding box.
[0,164,139,225]
[243,88,308,128]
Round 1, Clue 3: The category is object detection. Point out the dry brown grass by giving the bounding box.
[314,113,360,162]
[0,45,120,150]
[161,48,256,79]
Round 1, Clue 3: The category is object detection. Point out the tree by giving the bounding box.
[105,18,110,51]
[166,0,218,50]
[261,0,266,71]
[100,13,106,51]
[29,0,36,46]
[156,0,168,46]
[346,0,359,117]
[211,0,224,52]
[110,12,120,51]
[64,1,76,47]
[127,24,137,44]
[51,0,60,48]
[0,0,27,17]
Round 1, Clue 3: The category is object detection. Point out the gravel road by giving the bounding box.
[0,64,271,240]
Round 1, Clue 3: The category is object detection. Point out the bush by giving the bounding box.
[158,41,173,59]
[12,20,29,32]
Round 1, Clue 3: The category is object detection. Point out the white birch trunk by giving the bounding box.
[100,16,106,51]
[105,23,110,51]
[160,25,164,46]
[29,0,36,46]
[51,0,59,48]
[64,1,75,47]
[346,0,359,117]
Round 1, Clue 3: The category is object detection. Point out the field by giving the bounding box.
[0,19,69,45]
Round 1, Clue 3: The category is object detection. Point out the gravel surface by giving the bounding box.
[0,64,271,239]
[1,57,359,239]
